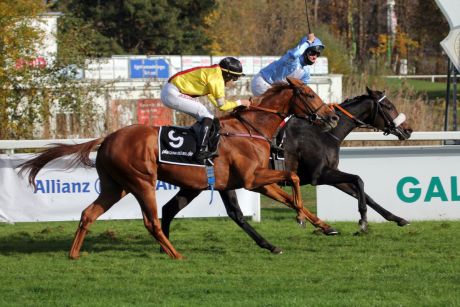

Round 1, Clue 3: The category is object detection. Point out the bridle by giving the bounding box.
[291,87,331,123]
[221,87,331,148]
[331,94,406,136]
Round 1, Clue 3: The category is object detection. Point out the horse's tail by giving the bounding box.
[17,138,105,189]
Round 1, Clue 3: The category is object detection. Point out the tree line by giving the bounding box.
[52,0,450,75]
[0,0,450,140]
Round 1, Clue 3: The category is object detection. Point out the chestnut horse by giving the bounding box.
[160,87,413,253]
[18,77,338,259]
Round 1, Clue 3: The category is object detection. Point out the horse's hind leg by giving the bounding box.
[69,185,125,259]
[254,184,338,235]
[133,184,183,259]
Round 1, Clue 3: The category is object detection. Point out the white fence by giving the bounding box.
[384,75,447,83]
[2,131,460,153]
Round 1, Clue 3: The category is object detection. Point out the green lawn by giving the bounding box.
[1,211,459,306]
[384,78,448,100]
[261,184,317,212]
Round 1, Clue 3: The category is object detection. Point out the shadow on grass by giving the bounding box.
[0,229,156,256]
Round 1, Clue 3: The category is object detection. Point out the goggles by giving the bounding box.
[306,49,321,57]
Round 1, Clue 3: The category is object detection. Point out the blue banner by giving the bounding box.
[129,58,169,79]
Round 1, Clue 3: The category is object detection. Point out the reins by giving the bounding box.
[220,87,325,148]
[331,102,368,128]
[220,88,327,149]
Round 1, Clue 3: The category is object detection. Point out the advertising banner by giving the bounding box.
[129,58,170,79]
[317,146,460,222]
[0,154,259,223]
[181,56,211,70]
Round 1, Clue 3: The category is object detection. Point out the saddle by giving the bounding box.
[158,119,220,167]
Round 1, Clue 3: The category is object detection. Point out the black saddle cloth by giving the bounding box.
[158,119,220,166]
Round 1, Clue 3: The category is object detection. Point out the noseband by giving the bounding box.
[369,95,405,136]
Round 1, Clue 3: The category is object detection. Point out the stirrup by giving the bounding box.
[195,150,212,160]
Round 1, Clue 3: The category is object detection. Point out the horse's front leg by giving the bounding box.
[333,183,410,227]
[316,168,368,233]
[161,188,202,239]
[253,184,338,234]
[219,190,282,254]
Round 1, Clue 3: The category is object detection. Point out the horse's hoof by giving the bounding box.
[297,220,307,228]
[358,220,369,233]
[397,219,410,227]
[270,247,283,254]
[353,230,368,236]
[323,227,339,235]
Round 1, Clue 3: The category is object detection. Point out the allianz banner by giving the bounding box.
[0,154,259,223]
[317,146,460,222]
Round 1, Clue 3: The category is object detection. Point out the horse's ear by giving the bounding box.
[366,86,372,95]
[366,86,379,98]
[287,77,302,88]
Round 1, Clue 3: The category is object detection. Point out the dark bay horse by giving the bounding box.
[18,77,339,259]
[160,87,413,253]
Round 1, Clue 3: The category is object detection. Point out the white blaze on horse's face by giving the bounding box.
[393,113,406,127]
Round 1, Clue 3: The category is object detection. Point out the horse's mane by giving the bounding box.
[262,82,290,98]
[340,94,370,107]
[219,82,291,121]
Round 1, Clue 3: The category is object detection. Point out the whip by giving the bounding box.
[304,0,312,33]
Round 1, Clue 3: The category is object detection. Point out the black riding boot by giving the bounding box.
[195,117,213,160]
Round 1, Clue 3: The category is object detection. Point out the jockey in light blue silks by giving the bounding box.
[251,33,325,96]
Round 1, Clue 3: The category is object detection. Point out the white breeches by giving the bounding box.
[160,82,214,120]
[250,72,272,96]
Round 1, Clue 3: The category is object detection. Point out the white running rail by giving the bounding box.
[1,131,460,154]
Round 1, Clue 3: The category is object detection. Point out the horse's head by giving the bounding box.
[285,77,339,131]
[365,87,413,140]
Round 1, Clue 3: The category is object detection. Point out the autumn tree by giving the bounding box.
[0,1,106,140]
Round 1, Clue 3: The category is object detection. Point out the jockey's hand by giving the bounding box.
[239,99,251,107]
[307,33,315,43]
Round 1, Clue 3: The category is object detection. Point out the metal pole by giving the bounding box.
[444,59,451,131]
[453,66,458,131]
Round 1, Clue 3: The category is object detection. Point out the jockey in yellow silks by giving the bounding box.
[161,57,251,160]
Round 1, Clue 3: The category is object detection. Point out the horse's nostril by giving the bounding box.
[331,115,339,122]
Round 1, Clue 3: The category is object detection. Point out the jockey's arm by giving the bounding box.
[287,37,310,60]
[301,67,311,84]
[207,78,243,111]
[207,95,242,111]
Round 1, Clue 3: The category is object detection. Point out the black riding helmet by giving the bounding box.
[219,57,245,82]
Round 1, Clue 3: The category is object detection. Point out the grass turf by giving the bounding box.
[0,210,459,306]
